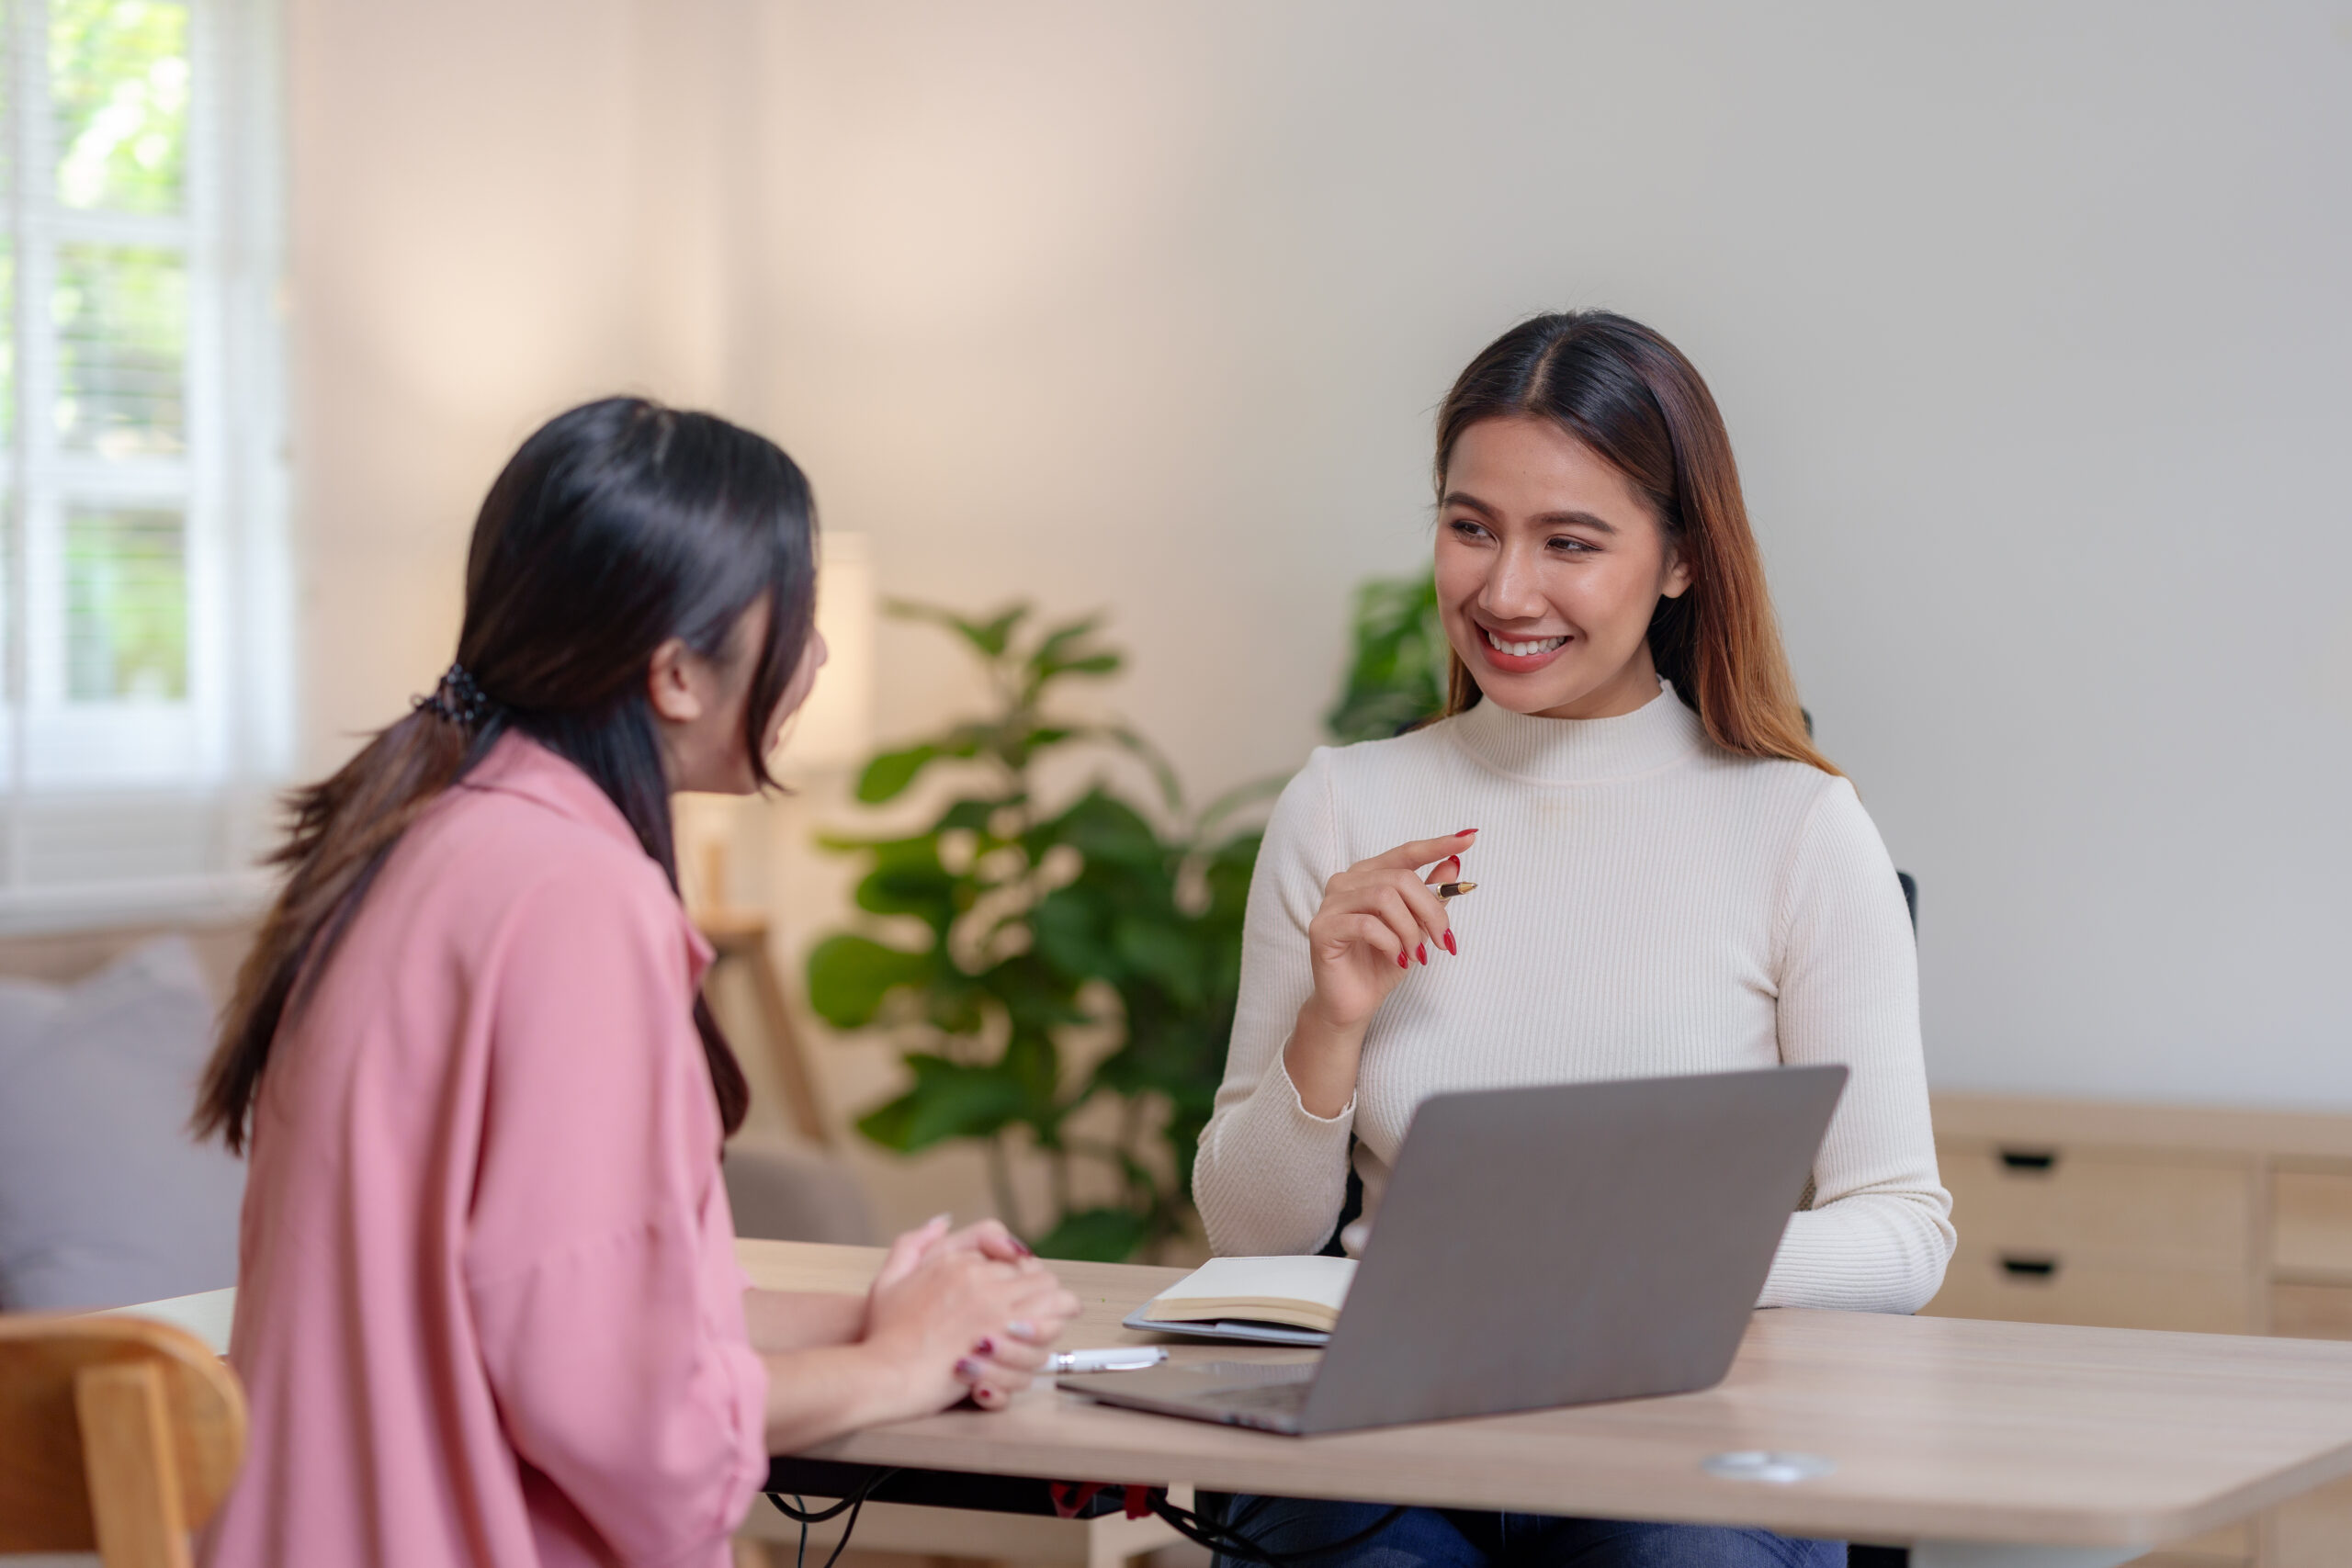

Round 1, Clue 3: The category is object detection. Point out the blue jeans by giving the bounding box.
[1210,1495,1844,1568]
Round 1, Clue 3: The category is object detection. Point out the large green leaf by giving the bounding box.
[922,977,989,1037]
[1113,917,1201,1006]
[1028,614,1103,670]
[804,934,933,1028]
[887,597,1029,658]
[1326,570,1449,743]
[855,1054,1035,1152]
[855,744,938,804]
[1047,789,1166,873]
[854,727,996,802]
[984,953,1090,1036]
[964,605,1029,657]
[1001,726,1074,770]
[1033,1205,1152,1262]
[1029,886,1114,980]
[853,835,960,929]
[998,1029,1065,1118]
[931,795,1002,835]
[1025,615,1124,693]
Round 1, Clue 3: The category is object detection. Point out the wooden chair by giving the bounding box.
[698,904,833,1146]
[0,1313,247,1568]
[691,843,831,1147]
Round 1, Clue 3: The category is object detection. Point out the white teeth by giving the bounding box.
[1485,629,1567,658]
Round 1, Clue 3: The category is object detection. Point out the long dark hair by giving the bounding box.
[1434,311,1837,776]
[196,397,818,1153]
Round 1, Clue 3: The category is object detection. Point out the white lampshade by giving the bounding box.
[775,530,875,772]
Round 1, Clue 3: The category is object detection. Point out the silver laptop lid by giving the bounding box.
[1298,1065,1847,1433]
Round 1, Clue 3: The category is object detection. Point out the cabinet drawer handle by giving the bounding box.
[1999,1255,2060,1280]
[1997,1148,2059,1173]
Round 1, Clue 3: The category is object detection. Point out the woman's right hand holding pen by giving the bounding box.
[1284,829,1475,1117]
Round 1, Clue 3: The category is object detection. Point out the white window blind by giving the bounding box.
[0,0,287,929]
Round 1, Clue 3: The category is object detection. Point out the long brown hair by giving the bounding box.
[195,398,819,1153]
[1434,311,1838,776]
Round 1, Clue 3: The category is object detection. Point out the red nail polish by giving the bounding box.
[956,1357,983,1380]
[1397,951,1408,969]
[1442,931,1456,955]
[1012,1239,1035,1258]
[1456,828,1477,836]
[1416,943,1427,965]
[977,1337,996,1356]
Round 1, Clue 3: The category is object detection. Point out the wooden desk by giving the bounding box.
[741,1240,2352,1568]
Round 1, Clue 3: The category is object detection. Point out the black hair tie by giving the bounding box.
[413,663,500,728]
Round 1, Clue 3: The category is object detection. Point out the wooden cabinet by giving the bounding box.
[2273,1282,2352,1339]
[1930,1141,2256,1332]
[2273,1170,2352,1277]
[1927,1094,2352,1568]
[1939,1143,2255,1269]
[1934,1246,2254,1332]
[2147,1522,2259,1566]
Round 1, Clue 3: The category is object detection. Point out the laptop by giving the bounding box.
[1058,1065,1846,1435]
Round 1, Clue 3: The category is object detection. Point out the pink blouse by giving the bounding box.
[202,735,770,1568]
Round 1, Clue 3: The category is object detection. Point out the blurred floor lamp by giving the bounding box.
[686,532,875,1146]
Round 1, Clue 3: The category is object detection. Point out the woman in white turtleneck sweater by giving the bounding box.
[1192,311,1950,1568]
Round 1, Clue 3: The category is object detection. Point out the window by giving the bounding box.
[0,0,286,926]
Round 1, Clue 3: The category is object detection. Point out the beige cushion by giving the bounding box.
[0,938,243,1310]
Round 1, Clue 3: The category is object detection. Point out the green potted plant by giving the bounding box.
[804,603,1270,1260]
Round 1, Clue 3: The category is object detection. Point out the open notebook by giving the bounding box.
[1120,1255,1355,1346]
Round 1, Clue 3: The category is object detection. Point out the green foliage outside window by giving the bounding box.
[15,1,195,700]
[47,2,192,459]
[51,0,190,214]
[805,603,1273,1261]
[65,507,185,700]
[55,243,187,457]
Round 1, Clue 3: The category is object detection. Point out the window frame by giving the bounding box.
[0,0,288,930]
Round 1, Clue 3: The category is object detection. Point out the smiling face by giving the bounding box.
[1435,413,1693,721]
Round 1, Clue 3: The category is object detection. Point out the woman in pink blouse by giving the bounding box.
[193,399,1080,1568]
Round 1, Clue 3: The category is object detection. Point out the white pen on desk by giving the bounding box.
[1049,1346,1168,1375]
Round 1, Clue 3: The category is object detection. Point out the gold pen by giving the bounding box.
[1436,881,1476,899]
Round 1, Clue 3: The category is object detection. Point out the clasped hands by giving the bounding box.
[861,1214,1082,1413]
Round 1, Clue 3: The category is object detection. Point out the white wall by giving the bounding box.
[292,1,2352,1113]
[738,0,2352,1109]
[286,0,771,764]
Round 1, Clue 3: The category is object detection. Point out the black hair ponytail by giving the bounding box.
[197,398,816,1153]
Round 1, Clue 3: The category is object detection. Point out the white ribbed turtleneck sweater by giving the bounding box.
[1193,682,1953,1314]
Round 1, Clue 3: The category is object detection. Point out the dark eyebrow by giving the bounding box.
[1441,491,1619,536]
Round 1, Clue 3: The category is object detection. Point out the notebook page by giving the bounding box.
[1151,1254,1356,1312]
